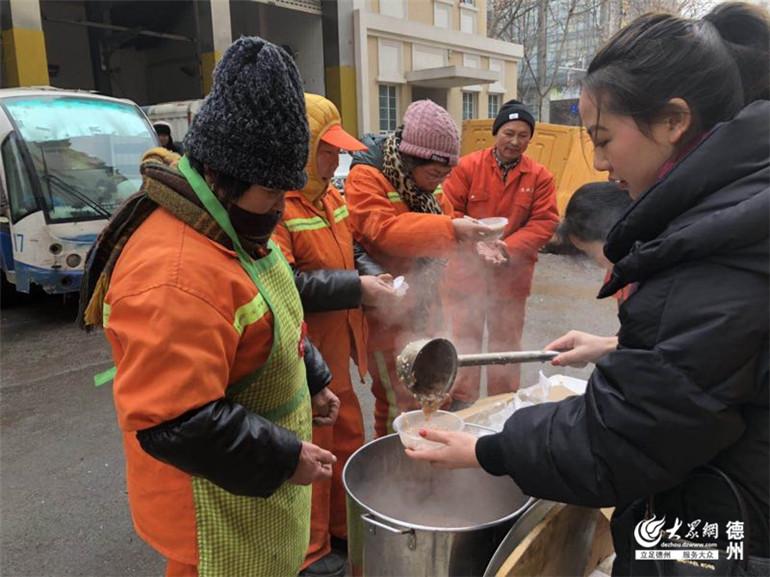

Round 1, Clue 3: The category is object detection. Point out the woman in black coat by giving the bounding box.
[408,3,769,574]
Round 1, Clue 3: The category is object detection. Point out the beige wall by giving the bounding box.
[407,0,433,25]
[367,1,488,34]
[447,88,463,122]
[477,0,487,36]
[368,36,380,131]
[505,60,518,99]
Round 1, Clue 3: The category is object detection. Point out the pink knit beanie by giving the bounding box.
[398,100,460,166]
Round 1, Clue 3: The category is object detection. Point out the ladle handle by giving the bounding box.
[457,350,559,367]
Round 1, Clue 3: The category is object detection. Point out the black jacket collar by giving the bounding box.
[600,100,770,298]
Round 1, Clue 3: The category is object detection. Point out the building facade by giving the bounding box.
[353,0,522,134]
[1,0,523,136]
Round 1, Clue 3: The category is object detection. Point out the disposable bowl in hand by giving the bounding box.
[392,410,464,451]
[479,217,509,239]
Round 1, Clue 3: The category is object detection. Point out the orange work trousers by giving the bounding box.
[165,559,197,577]
[303,351,365,568]
[449,295,527,401]
[368,348,423,438]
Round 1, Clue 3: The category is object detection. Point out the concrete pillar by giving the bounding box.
[1,0,49,87]
[196,0,232,95]
[322,0,358,136]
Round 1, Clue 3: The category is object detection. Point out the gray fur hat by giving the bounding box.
[184,36,309,190]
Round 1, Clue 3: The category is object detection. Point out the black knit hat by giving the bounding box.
[184,36,309,190]
[492,99,536,136]
[153,122,172,136]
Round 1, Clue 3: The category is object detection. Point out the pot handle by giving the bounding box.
[361,513,413,535]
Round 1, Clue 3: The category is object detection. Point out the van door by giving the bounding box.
[0,134,43,291]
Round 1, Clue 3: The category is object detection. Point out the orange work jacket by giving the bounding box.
[104,208,275,564]
[344,164,457,351]
[273,186,368,376]
[442,147,559,296]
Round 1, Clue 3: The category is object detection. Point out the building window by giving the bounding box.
[460,0,475,5]
[378,39,404,83]
[488,94,501,118]
[460,10,476,34]
[434,3,451,28]
[462,92,478,120]
[379,85,398,132]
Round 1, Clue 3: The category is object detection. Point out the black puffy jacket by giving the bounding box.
[476,101,769,568]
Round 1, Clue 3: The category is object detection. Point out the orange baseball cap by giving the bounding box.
[320,124,367,151]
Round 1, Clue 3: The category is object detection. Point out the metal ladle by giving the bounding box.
[396,337,559,398]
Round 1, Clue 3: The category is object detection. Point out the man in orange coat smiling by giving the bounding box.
[443,100,558,401]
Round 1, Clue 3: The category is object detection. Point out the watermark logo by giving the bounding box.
[633,518,745,562]
[635,516,667,548]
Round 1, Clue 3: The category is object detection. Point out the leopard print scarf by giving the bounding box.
[381,132,447,334]
[381,132,444,215]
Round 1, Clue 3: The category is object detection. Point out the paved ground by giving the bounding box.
[0,253,619,576]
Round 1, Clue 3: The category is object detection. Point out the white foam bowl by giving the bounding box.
[392,410,464,451]
[479,217,509,239]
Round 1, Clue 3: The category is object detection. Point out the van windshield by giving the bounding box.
[4,95,156,222]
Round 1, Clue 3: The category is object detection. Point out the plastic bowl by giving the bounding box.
[479,217,509,239]
[392,410,464,451]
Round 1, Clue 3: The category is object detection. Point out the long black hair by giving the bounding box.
[583,3,769,141]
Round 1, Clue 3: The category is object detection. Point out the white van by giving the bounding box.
[0,87,157,295]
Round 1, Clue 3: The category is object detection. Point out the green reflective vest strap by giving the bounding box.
[284,204,349,233]
[178,155,311,577]
[387,188,442,204]
[94,366,116,387]
[94,303,114,386]
[232,293,269,336]
[102,303,111,328]
[333,204,349,222]
[284,215,328,232]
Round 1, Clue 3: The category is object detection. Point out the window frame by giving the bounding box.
[1,133,43,224]
[379,84,398,133]
[488,94,501,118]
[462,91,478,121]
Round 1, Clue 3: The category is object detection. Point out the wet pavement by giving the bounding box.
[0,253,618,576]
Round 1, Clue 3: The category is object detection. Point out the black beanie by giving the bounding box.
[492,100,535,136]
[184,37,309,191]
[153,122,171,136]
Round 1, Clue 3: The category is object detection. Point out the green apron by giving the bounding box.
[179,156,312,577]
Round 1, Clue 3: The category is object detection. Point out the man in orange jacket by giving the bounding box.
[274,94,396,577]
[443,100,559,401]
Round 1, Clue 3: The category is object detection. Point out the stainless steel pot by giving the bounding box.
[343,433,533,576]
